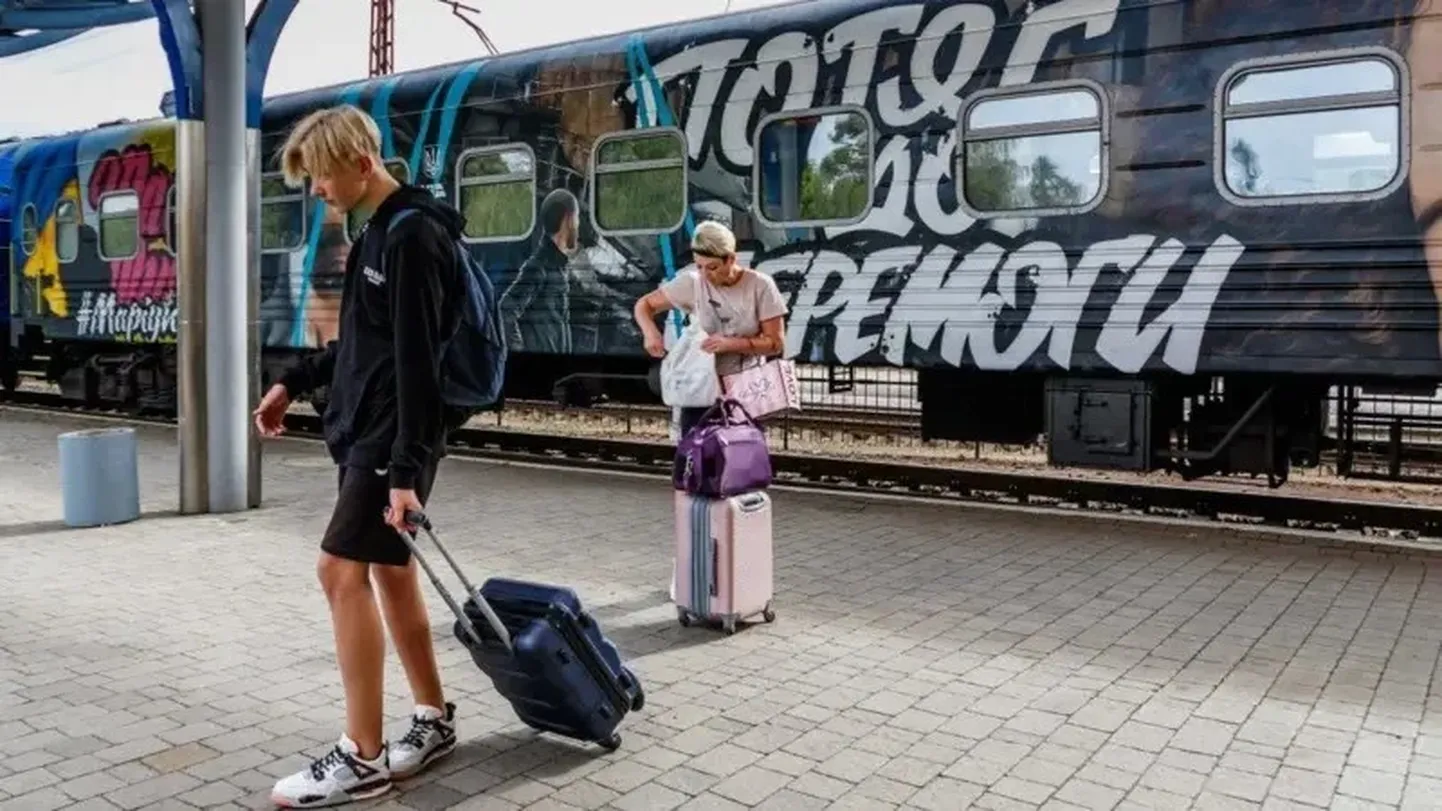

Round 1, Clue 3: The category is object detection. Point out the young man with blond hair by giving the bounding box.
[252,104,467,808]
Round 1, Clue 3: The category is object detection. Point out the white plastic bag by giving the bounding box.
[660,323,720,408]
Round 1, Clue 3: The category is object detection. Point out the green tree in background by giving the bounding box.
[795,112,870,221]
[1027,154,1083,209]
[963,137,1086,212]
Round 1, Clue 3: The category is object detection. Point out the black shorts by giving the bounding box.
[320,460,441,567]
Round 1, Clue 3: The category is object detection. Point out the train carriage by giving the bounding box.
[4,121,180,408]
[5,0,1442,486]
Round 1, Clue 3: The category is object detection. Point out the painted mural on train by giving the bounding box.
[10,123,179,344]
[249,0,1442,379]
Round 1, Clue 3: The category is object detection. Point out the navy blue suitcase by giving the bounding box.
[397,512,645,752]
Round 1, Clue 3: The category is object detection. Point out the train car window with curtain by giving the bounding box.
[260,173,307,253]
[590,130,687,235]
[19,203,36,256]
[1217,51,1404,203]
[455,145,535,242]
[164,186,176,255]
[54,198,79,263]
[97,192,139,261]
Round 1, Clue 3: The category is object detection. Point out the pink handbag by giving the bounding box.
[720,359,800,420]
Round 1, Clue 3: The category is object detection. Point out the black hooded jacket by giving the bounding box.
[278,185,466,489]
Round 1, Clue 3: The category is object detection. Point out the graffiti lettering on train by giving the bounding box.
[736,232,1244,375]
[75,290,179,343]
[86,143,176,306]
[630,0,1120,171]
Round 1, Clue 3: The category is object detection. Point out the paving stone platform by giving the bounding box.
[1,406,1440,811]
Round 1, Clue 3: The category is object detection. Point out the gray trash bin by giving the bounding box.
[58,427,141,528]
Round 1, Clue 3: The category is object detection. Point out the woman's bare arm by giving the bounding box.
[734,316,785,357]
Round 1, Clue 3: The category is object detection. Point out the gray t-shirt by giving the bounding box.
[659,268,789,377]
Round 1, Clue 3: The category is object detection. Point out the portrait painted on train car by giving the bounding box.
[10,137,86,326]
[498,187,578,355]
[256,174,350,351]
[302,206,350,347]
[469,52,659,358]
[15,189,76,321]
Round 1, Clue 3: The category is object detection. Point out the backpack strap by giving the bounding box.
[386,208,421,233]
[378,206,467,349]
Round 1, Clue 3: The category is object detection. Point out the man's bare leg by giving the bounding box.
[372,560,444,708]
[318,552,388,759]
[373,559,456,779]
[270,551,393,808]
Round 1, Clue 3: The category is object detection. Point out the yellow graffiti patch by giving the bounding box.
[133,124,176,173]
[20,179,78,318]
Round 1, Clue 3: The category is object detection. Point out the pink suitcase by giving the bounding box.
[672,490,776,634]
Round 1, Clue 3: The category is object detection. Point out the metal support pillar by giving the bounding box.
[200,0,249,512]
[176,120,208,514]
[246,130,263,509]
[155,0,298,514]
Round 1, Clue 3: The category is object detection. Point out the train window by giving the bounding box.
[347,159,412,241]
[165,186,176,256]
[54,198,79,263]
[19,204,37,256]
[260,173,307,253]
[753,107,872,227]
[590,129,687,235]
[97,192,139,261]
[959,82,1106,216]
[1217,50,1405,204]
[456,145,536,242]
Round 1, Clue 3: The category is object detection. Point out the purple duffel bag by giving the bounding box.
[673,399,773,497]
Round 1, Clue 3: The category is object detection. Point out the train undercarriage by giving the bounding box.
[913,369,1442,489]
[12,330,1435,490]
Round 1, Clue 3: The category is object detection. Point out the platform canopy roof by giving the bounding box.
[0,0,158,58]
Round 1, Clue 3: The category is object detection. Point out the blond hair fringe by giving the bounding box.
[277,104,382,188]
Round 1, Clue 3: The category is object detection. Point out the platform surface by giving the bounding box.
[1,407,1440,811]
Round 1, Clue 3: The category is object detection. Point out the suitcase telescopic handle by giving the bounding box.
[395,510,513,653]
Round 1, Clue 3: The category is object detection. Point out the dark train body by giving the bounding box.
[4,0,1441,485]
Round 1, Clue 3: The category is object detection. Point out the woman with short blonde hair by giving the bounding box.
[633,220,789,437]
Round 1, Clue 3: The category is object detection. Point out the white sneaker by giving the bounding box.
[270,734,391,808]
[390,702,457,779]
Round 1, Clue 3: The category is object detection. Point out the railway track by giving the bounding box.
[5,388,1442,545]
[408,396,921,434]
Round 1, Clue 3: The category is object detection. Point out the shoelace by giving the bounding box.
[399,716,443,750]
[309,746,349,780]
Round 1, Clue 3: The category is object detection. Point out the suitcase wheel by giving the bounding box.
[676,607,692,627]
[763,607,776,623]
[600,733,623,752]
[622,669,645,712]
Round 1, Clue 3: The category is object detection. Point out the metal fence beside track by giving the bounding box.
[480,364,1442,487]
